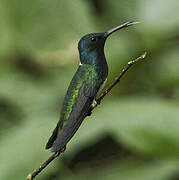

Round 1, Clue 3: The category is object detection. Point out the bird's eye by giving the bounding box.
[90,37,97,42]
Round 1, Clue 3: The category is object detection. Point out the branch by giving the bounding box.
[26,52,147,180]
[27,152,60,180]
[95,52,147,105]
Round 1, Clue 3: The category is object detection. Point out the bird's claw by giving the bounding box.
[87,108,92,116]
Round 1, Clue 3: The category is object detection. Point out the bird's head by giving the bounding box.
[78,21,139,65]
[78,33,106,53]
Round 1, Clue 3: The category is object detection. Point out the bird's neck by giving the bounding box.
[79,49,108,80]
[80,49,107,67]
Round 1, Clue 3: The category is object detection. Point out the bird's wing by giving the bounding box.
[51,82,98,152]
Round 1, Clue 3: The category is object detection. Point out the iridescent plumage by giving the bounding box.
[46,22,138,152]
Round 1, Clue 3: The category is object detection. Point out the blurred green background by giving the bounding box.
[1,0,179,180]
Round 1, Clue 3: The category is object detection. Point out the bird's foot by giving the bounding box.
[87,99,101,116]
[91,99,98,108]
[87,108,92,116]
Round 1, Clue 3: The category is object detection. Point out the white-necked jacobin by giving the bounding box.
[46,21,139,152]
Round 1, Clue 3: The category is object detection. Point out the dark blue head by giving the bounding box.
[78,21,139,65]
[78,32,106,57]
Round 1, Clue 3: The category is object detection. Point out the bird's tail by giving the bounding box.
[45,121,63,149]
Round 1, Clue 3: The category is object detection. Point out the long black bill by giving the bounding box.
[104,21,140,38]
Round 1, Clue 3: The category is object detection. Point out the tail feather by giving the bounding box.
[51,115,84,152]
[45,121,63,149]
[50,99,92,152]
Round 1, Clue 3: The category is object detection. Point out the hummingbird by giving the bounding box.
[45,21,139,152]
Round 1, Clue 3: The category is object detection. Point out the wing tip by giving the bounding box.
[45,142,52,150]
[45,121,62,150]
[45,135,55,150]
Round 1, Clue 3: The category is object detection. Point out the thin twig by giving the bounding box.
[27,152,60,180]
[96,52,147,104]
[26,52,147,180]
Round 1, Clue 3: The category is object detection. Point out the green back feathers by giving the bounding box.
[61,64,101,121]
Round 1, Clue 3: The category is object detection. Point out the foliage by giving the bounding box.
[0,0,179,180]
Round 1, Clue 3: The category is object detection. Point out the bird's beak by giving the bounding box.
[104,21,140,38]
